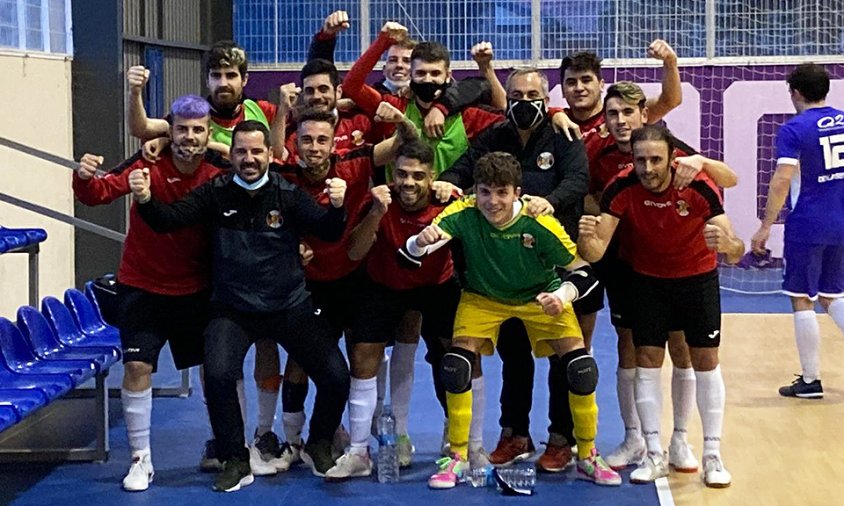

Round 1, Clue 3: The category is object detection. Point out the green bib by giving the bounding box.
[209,99,270,146]
[403,101,470,178]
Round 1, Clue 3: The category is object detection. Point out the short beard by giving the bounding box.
[172,143,207,163]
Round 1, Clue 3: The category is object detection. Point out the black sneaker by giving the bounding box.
[200,439,224,472]
[778,375,823,399]
[213,458,254,492]
[254,430,282,461]
[302,439,336,477]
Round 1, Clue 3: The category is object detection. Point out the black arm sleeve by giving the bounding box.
[438,127,496,190]
[290,187,347,241]
[308,32,336,62]
[544,137,589,211]
[136,183,215,233]
[437,77,492,115]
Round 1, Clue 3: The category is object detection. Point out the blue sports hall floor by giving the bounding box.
[0,292,783,506]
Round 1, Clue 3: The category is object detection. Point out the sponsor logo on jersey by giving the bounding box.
[676,199,690,216]
[266,210,283,228]
[537,152,554,170]
[521,232,536,248]
[644,199,672,208]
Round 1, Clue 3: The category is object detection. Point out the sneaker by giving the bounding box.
[122,453,154,492]
[668,439,699,473]
[468,445,490,469]
[248,443,278,476]
[779,375,823,399]
[489,431,535,466]
[630,451,669,484]
[536,434,574,473]
[605,434,646,470]
[576,447,622,486]
[254,431,281,461]
[254,431,294,472]
[397,435,415,468]
[199,439,224,472]
[213,458,254,492]
[440,419,450,457]
[333,424,351,458]
[302,439,337,477]
[324,450,373,481]
[428,454,470,489]
[702,454,731,488]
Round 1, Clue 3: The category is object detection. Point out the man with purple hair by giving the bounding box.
[73,94,229,492]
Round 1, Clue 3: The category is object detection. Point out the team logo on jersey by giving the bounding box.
[351,130,365,146]
[675,200,690,217]
[537,152,554,170]
[266,210,283,228]
[521,233,536,248]
[597,123,611,138]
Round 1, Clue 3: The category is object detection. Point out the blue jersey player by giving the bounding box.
[752,63,844,399]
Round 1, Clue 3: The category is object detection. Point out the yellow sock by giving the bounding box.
[569,392,598,459]
[446,390,472,459]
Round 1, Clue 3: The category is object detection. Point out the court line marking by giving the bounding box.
[656,477,675,506]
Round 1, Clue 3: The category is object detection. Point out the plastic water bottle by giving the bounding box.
[493,463,536,495]
[469,464,495,487]
[376,406,400,483]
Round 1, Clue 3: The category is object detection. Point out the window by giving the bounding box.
[0,0,72,55]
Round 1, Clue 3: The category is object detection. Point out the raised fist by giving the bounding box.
[324,177,347,208]
[323,10,350,35]
[471,41,494,66]
[127,65,150,92]
[648,39,677,64]
[128,167,151,203]
[370,184,392,216]
[374,101,405,123]
[77,153,104,180]
[578,215,601,239]
[381,22,408,43]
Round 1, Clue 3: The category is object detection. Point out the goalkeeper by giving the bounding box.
[405,152,620,489]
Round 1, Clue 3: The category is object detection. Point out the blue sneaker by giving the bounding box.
[778,375,823,399]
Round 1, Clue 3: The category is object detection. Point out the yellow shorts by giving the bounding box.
[453,291,583,357]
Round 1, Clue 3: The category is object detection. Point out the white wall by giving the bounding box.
[0,52,75,319]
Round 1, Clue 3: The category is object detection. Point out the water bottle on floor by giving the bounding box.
[469,464,495,487]
[377,405,400,483]
[493,463,536,495]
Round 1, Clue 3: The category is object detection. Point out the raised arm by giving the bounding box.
[347,186,391,261]
[371,102,418,166]
[471,41,506,111]
[72,153,131,206]
[133,170,214,232]
[308,10,349,62]
[643,40,682,123]
[127,65,170,140]
[577,213,619,263]
[343,24,408,115]
[673,154,739,190]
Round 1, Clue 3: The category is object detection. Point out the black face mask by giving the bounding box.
[507,98,547,130]
[410,80,448,103]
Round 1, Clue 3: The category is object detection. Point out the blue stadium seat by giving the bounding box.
[83,280,115,326]
[0,364,73,401]
[65,288,119,340]
[0,405,18,432]
[41,296,120,353]
[16,307,118,373]
[0,226,48,246]
[0,317,97,387]
[0,388,49,420]
[0,232,27,250]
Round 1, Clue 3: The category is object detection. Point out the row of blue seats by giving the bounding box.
[0,286,120,432]
[0,226,48,254]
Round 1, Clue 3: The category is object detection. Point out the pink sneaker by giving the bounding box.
[576,448,622,486]
[427,454,470,489]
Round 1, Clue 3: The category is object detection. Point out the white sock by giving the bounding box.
[122,387,152,456]
[256,387,279,436]
[469,376,485,450]
[635,367,663,455]
[373,353,389,422]
[349,377,377,453]
[827,298,844,333]
[390,342,417,435]
[236,379,247,428]
[671,367,695,444]
[794,310,821,383]
[282,411,306,445]
[616,367,640,440]
[695,366,725,458]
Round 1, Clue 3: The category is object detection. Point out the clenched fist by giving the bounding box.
[279,82,301,111]
[578,215,601,239]
[415,224,445,248]
[77,153,104,180]
[374,101,405,123]
[703,223,729,252]
[431,181,457,203]
[381,21,408,43]
[648,39,677,65]
[127,65,150,92]
[324,177,347,208]
[129,168,151,203]
[471,41,494,67]
[370,184,392,216]
[323,10,350,35]
[536,292,564,316]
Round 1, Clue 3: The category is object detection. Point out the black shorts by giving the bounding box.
[351,277,461,345]
[593,256,635,328]
[630,270,721,349]
[307,269,364,338]
[115,284,210,371]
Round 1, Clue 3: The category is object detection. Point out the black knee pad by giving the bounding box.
[441,347,475,393]
[562,348,598,396]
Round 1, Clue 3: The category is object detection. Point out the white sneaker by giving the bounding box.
[469,445,490,469]
[249,444,278,476]
[668,439,699,473]
[122,452,154,492]
[605,435,646,470]
[630,451,669,484]
[702,454,731,488]
[324,450,373,481]
[440,419,450,457]
[397,435,414,468]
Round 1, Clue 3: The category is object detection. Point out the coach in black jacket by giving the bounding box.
[133,120,350,491]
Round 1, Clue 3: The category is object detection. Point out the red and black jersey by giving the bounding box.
[591,140,695,196]
[276,145,375,281]
[564,107,605,141]
[365,193,454,291]
[72,150,226,295]
[284,110,375,164]
[208,98,277,130]
[601,168,723,279]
